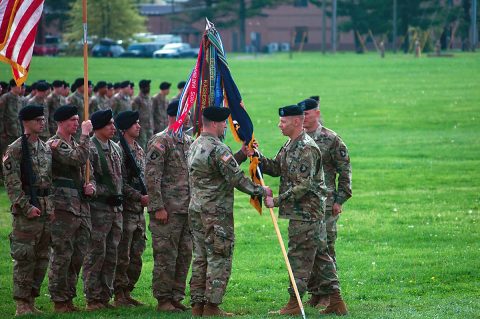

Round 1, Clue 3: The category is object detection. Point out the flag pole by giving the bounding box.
[257,167,307,319]
[82,0,90,182]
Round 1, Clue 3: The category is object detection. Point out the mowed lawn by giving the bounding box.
[0,52,479,318]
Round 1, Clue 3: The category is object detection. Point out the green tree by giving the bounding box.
[64,0,146,42]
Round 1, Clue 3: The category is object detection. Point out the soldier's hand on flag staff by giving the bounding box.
[155,208,169,224]
[140,195,149,207]
[83,183,95,196]
[27,207,41,219]
[333,203,343,216]
[81,120,93,136]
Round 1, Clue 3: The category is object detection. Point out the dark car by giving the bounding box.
[91,39,125,57]
[120,42,164,58]
[33,35,62,56]
[153,43,198,58]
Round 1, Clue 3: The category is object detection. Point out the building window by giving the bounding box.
[294,0,308,7]
[295,27,308,44]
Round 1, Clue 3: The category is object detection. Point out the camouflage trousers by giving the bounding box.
[114,210,146,294]
[48,210,91,302]
[149,213,192,302]
[325,204,340,262]
[189,207,234,305]
[83,208,123,303]
[9,213,51,301]
[288,219,339,297]
[138,128,153,151]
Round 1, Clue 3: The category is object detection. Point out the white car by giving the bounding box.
[153,43,198,58]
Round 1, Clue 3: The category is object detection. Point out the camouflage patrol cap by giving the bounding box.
[167,99,179,116]
[278,105,303,117]
[91,109,113,130]
[203,106,230,122]
[115,110,139,130]
[19,105,44,120]
[54,105,78,121]
[298,98,318,111]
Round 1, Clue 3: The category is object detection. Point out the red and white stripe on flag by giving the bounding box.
[0,0,45,86]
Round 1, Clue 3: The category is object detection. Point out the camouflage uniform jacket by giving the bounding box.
[47,133,95,216]
[46,93,66,135]
[117,140,145,213]
[146,130,192,215]
[111,93,132,117]
[0,92,24,138]
[89,94,110,114]
[2,137,53,216]
[28,95,50,140]
[89,136,124,213]
[260,131,327,221]
[132,93,153,133]
[307,125,352,205]
[152,93,168,133]
[67,91,85,122]
[188,132,265,213]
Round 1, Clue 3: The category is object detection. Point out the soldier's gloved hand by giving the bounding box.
[332,203,342,216]
[83,183,95,196]
[155,208,168,224]
[140,195,149,207]
[264,195,274,208]
[27,206,41,219]
[262,186,273,197]
[81,120,93,136]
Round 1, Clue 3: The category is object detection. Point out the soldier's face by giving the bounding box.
[25,116,45,134]
[278,117,293,137]
[126,121,141,139]
[60,115,79,135]
[304,109,320,130]
[63,87,70,97]
[97,119,116,140]
[107,88,114,98]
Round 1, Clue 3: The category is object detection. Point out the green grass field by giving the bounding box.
[0,52,479,318]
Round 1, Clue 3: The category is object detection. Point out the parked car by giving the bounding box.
[92,39,124,57]
[153,43,198,58]
[33,35,63,56]
[120,42,164,58]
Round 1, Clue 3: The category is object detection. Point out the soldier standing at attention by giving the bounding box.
[3,105,53,316]
[83,109,124,311]
[46,80,66,135]
[187,106,272,317]
[146,100,192,313]
[113,110,149,307]
[111,81,132,117]
[89,81,110,114]
[260,105,348,316]
[152,82,171,134]
[67,78,92,140]
[47,105,95,313]
[132,80,154,149]
[174,81,186,99]
[298,98,352,309]
[28,81,50,141]
[62,82,70,98]
[0,80,25,164]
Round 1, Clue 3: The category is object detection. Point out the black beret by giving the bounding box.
[167,99,179,117]
[115,110,139,130]
[36,81,49,92]
[96,81,107,89]
[91,109,113,130]
[52,80,64,88]
[119,81,130,89]
[177,81,186,89]
[19,105,44,121]
[298,98,318,111]
[160,81,171,90]
[129,82,134,88]
[139,79,151,89]
[63,81,69,88]
[310,95,320,102]
[0,81,8,89]
[54,105,78,121]
[113,82,120,89]
[107,82,113,89]
[203,106,230,122]
[278,105,304,117]
[9,79,17,87]
[73,78,91,89]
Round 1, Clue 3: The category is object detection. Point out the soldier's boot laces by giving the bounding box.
[86,301,106,311]
[54,301,72,313]
[66,299,80,312]
[125,291,144,307]
[15,299,34,316]
[320,290,348,316]
[203,303,234,317]
[191,302,205,317]
[156,299,181,312]
[113,290,133,308]
[171,300,190,311]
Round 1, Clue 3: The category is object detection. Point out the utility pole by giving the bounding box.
[393,0,397,53]
[332,0,337,53]
[322,0,326,54]
[473,0,478,51]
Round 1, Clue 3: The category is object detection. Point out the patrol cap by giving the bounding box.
[167,99,179,117]
[160,81,171,90]
[115,110,139,130]
[278,105,304,117]
[310,95,320,102]
[54,105,78,122]
[203,106,230,122]
[119,81,130,89]
[96,81,107,90]
[298,98,318,111]
[139,79,151,89]
[19,105,44,121]
[52,80,64,88]
[36,81,49,92]
[177,81,186,89]
[91,109,113,130]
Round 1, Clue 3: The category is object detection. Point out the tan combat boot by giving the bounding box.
[86,300,106,311]
[124,291,144,306]
[113,290,133,308]
[191,302,204,317]
[320,290,348,316]
[54,301,72,313]
[203,302,234,317]
[277,295,302,315]
[66,299,80,312]
[307,294,330,308]
[171,299,190,311]
[15,299,33,316]
[28,298,43,314]
[156,299,181,312]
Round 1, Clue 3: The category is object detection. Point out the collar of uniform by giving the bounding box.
[287,130,306,150]
[200,131,219,141]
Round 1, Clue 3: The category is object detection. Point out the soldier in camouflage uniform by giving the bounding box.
[152,82,171,134]
[132,80,154,149]
[67,78,92,139]
[83,109,124,311]
[112,111,149,307]
[146,100,192,312]
[27,81,50,141]
[46,80,66,135]
[188,107,272,317]
[111,81,132,117]
[47,105,95,313]
[3,105,53,316]
[89,81,110,114]
[298,98,352,309]
[260,105,347,316]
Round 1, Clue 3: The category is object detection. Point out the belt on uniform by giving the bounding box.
[23,187,49,197]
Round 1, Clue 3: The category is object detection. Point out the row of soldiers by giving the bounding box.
[3,93,352,317]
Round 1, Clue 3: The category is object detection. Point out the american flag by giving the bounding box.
[0,0,45,85]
